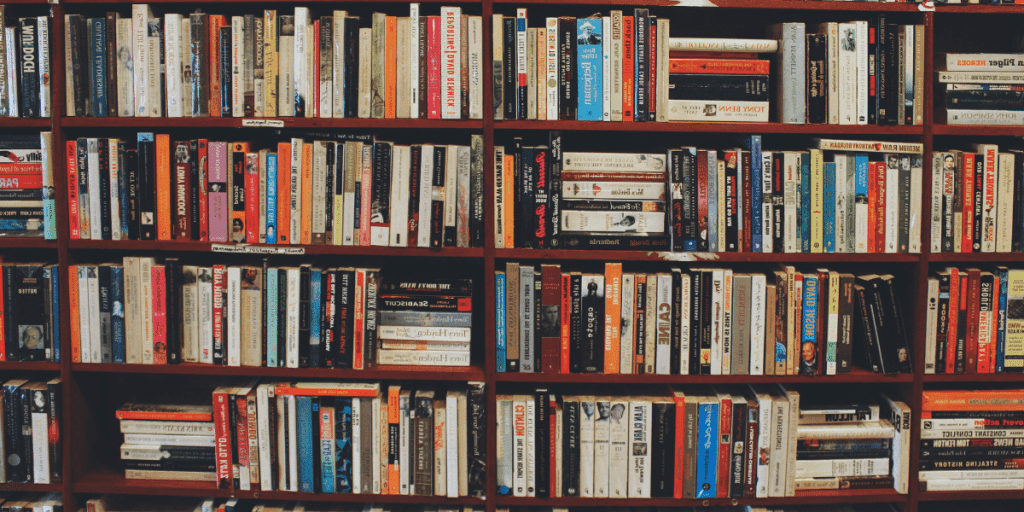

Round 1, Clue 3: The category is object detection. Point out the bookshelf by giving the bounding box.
[3,1,1023,511]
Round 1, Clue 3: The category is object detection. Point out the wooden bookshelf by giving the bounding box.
[4,1,1019,511]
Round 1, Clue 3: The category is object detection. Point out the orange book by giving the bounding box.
[923,389,1024,411]
[273,383,379,397]
[385,16,398,119]
[560,272,571,374]
[503,153,514,249]
[277,142,291,244]
[231,143,251,243]
[301,142,314,245]
[69,267,80,363]
[209,15,225,117]
[604,262,622,373]
[156,134,172,240]
[115,405,213,422]
[387,385,401,493]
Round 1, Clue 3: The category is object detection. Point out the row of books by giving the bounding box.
[88,497,480,512]
[0,378,61,484]
[496,263,912,376]
[918,389,1024,491]
[495,135,925,254]
[495,387,911,499]
[776,19,923,126]
[70,258,474,368]
[496,508,902,512]
[65,4,484,120]
[0,133,56,239]
[0,494,62,512]
[941,54,1024,125]
[0,10,48,118]
[924,267,1024,374]
[66,134,484,247]
[117,381,488,497]
[0,263,59,363]
[929,145,1024,253]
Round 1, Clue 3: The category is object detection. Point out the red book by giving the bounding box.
[353,269,365,370]
[234,395,250,489]
[962,152,976,253]
[276,142,291,244]
[867,162,878,253]
[965,268,981,374]
[672,390,685,499]
[0,174,43,189]
[427,16,442,119]
[741,150,753,253]
[987,273,1000,373]
[152,265,167,364]
[198,140,210,242]
[560,272,571,374]
[621,16,635,121]
[696,150,709,251]
[668,58,770,75]
[541,264,562,373]
[173,141,191,240]
[245,153,259,243]
[945,268,960,375]
[716,393,732,497]
[875,159,887,254]
[212,265,225,364]
[212,385,233,489]
[66,141,80,239]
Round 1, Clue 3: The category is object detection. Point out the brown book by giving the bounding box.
[505,262,520,372]
[540,264,561,373]
[815,268,829,376]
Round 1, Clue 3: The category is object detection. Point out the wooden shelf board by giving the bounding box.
[933,124,1024,136]
[0,482,63,493]
[918,490,1024,501]
[497,368,912,384]
[0,118,51,127]
[929,252,1024,263]
[68,239,483,258]
[60,117,482,129]
[496,489,908,506]
[0,237,58,249]
[495,248,921,263]
[494,0,921,9]
[495,120,924,134]
[934,5,1024,12]
[72,362,486,381]
[0,361,61,371]
[923,373,1024,382]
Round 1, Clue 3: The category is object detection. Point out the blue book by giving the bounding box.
[88,19,107,117]
[695,401,719,498]
[801,275,818,375]
[110,265,125,363]
[46,265,60,362]
[297,395,315,493]
[496,272,506,372]
[855,154,869,250]
[335,397,353,493]
[266,153,278,244]
[576,18,603,121]
[742,136,763,252]
[800,152,811,253]
[320,406,335,493]
[997,267,1008,372]
[309,269,322,368]
[267,268,279,368]
[706,150,717,252]
[823,162,836,253]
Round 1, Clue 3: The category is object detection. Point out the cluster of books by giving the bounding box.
[66,134,484,248]
[87,497,480,512]
[497,507,901,512]
[496,262,912,376]
[775,19,923,126]
[495,387,910,499]
[941,54,1024,125]
[0,9,49,118]
[918,389,1024,491]
[0,378,62,485]
[931,144,1024,253]
[0,494,62,512]
[0,133,55,239]
[121,381,489,497]
[924,267,1024,374]
[65,4,484,119]
[496,135,924,253]
[0,263,60,362]
[70,258,475,368]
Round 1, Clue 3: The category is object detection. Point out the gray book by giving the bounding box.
[732,274,752,375]
[769,22,806,124]
[520,265,535,373]
[506,262,520,372]
[370,12,386,118]
[359,396,374,493]
[845,154,857,253]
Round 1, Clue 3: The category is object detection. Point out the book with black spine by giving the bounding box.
[558,17,576,120]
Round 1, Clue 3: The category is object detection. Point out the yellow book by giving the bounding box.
[156,134,172,240]
[810,148,824,254]
[301,142,314,245]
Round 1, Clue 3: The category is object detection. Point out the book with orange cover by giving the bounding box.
[385,16,397,119]
[387,385,401,493]
[66,140,81,240]
[944,267,960,375]
[301,142,314,245]
[604,262,622,373]
[560,272,571,374]
[69,267,80,363]
[621,16,635,122]
[277,142,291,244]
[156,134,172,241]
[209,15,226,117]
[923,389,1024,411]
[231,143,251,243]
[274,382,379,397]
[115,402,214,421]
[668,58,770,75]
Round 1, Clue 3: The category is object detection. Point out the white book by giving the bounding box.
[930,153,943,253]
[446,390,459,497]
[146,17,162,117]
[231,17,244,117]
[181,18,192,118]
[855,20,868,125]
[121,258,138,364]
[833,155,846,252]
[769,391,789,497]
[924,277,938,374]
[76,267,91,363]
[546,18,559,121]
[115,19,134,117]
[921,479,1024,491]
[418,145,435,247]
[286,267,300,368]
[289,139,303,244]
[441,7,462,119]
[332,12,346,118]
[762,151,774,253]
[608,397,629,498]
[512,395,527,496]
[524,395,536,497]
[753,388,772,498]
[609,12,622,121]
[783,152,798,253]
[885,156,899,253]
[444,145,459,242]
[975,144,999,253]
[656,274,672,374]
[87,139,102,240]
[823,22,839,124]
[656,18,669,122]
[469,16,483,120]
[342,142,359,245]
[108,140,122,240]
[920,470,1024,481]
[372,394,382,494]
[783,387,800,496]
[63,17,72,116]
[837,23,856,125]
[31,388,49,483]
[399,389,411,494]
[226,267,241,366]
[88,266,102,362]
[409,4,420,118]
[997,153,1014,252]
[620,273,634,373]
[139,257,154,364]
[256,384,274,490]
[164,14,183,117]
[36,17,49,117]
[627,399,651,498]
[679,273,691,374]
[593,398,610,497]
[750,274,766,375]
[278,20,294,116]
[293,8,309,117]
[358,28,371,118]
[909,154,923,253]
[795,458,889,478]
[287,395,299,491]
[390,145,410,246]
[311,141,327,242]
[198,268,213,364]
[710,269,724,375]
[132,4,152,117]
[181,266,198,363]
[396,18,410,119]
[879,392,911,494]
[602,17,611,121]
[579,397,594,497]
[349,396,362,493]
[4,28,15,118]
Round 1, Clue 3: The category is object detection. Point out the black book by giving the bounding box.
[17,18,39,118]
[298,264,311,367]
[688,270,702,375]
[1013,150,1024,252]
[227,393,240,488]
[935,272,950,374]
[837,274,856,374]
[806,33,827,124]
[125,149,140,240]
[412,388,435,495]
[884,23,899,125]
[558,17,577,120]
[685,150,699,251]
[580,274,604,373]
[634,9,649,122]
[165,258,182,365]
[879,274,912,373]
[772,152,785,252]
[344,18,360,119]
[534,388,550,498]
[729,397,747,498]
[334,268,354,370]
[261,259,269,367]
[669,150,686,252]
[470,135,484,248]
[98,138,112,240]
[503,17,516,121]
[76,139,90,238]
[466,382,486,497]
[547,131,562,249]
[855,277,898,374]
[363,269,380,369]
[725,151,739,251]
[700,271,712,374]
[45,378,61,483]
[277,269,288,367]
[511,139,526,248]
[3,381,25,482]
[9,265,48,362]
[138,134,156,240]
[324,144,334,242]
[189,140,201,240]
[531,146,550,249]
[430,145,446,248]
[68,15,88,117]
[562,397,580,496]
[372,142,393,247]
[220,25,232,117]
[322,270,333,368]
[670,269,683,375]
[98,265,112,363]
[309,268,323,368]
[105,13,118,117]
[651,399,675,497]
[407,145,422,246]
[972,154,983,252]
[569,272,582,373]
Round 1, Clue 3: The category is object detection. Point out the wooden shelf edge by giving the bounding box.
[494,120,924,134]
[495,248,921,263]
[0,361,61,371]
[72,362,487,381]
[923,373,1024,383]
[933,124,1024,136]
[0,237,58,249]
[0,118,51,127]
[0,482,63,493]
[493,0,922,9]
[60,117,482,128]
[67,239,483,258]
[496,371,913,384]
[928,252,1024,263]
[496,489,908,506]
[918,490,1024,501]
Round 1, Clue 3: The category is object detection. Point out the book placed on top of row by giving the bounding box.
[940,53,1024,126]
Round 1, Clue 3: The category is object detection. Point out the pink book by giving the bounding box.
[245,153,259,243]
[427,16,441,119]
[208,142,230,242]
[151,265,167,364]
[359,144,373,246]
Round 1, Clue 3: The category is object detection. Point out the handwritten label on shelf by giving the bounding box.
[241,119,285,128]
[211,244,305,255]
